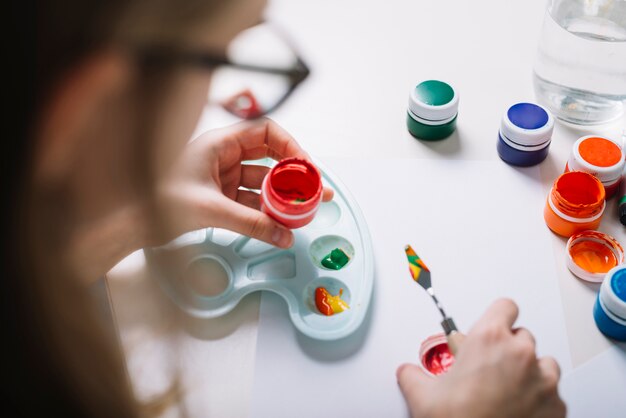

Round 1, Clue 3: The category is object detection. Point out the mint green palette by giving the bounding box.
[144,159,374,341]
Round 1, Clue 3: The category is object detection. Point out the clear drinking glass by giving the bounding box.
[533,0,626,126]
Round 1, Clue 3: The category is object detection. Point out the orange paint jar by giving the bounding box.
[544,171,606,237]
[565,135,624,198]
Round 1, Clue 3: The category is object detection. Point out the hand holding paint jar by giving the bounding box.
[260,157,323,229]
[397,299,566,418]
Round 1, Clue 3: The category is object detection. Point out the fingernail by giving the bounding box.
[272,227,293,248]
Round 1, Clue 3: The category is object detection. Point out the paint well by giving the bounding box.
[183,257,230,297]
[321,248,351,270]
[310,235,355,270]
[309,201,342,229]
[578,137,622,167]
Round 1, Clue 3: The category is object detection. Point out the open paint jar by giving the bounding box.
[544,171,606,238]
[497,102,554,167]
[406,80,459,141]
[565,231,624,283]
[261,158,323,229]
[565,135,624,199]
[594,265,626,341]
[418,333,455,377]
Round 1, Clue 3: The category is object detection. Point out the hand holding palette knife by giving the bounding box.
[405,245,465,354]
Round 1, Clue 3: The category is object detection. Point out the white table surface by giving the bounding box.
[106,1,626,416]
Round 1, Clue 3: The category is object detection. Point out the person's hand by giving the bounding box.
[155,118,333,247]
[397,299,566,418]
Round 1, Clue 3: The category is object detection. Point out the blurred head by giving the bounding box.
[5,0,265,416]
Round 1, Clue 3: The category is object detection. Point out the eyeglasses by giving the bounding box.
[138,22,310,119]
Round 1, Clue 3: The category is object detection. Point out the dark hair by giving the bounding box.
[4,1,227,416]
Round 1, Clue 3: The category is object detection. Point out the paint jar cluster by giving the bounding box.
[260,157,354,317]
[487,99,626,340]
[539,135,626,341]
[542,135,625,282]
[404,83,626,341]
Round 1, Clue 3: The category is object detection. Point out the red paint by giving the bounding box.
[544,171,605,237]
[271,161,319,203]
[261,158,322,228]
[315,287,333,316]
[422,343,455,376]
[555,171,605,213]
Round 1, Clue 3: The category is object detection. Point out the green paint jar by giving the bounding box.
[407,80,459,141]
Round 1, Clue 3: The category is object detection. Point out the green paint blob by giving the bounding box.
[321,248,350,270]
[414,80,454,106]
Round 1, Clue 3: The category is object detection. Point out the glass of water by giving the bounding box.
[533,0,626,126]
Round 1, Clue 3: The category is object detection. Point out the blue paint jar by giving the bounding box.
[593,265,626,341]
[497,103,554,167]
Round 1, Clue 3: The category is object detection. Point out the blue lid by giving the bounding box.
[507,103,549,130]
[611,268,626,302]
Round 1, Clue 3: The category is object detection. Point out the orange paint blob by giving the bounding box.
[314,287,349,316]
[570,240,619,274]
[544,171,605,237]
[578,137,622,168]
[315,287,333,316]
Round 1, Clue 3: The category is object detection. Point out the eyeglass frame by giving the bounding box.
[136,22,311,119]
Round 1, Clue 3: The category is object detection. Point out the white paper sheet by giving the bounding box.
[250,158,578,417]
[560,343,626,418]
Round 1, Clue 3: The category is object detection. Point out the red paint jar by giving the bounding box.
[544,171,606,238]
[419,333,455,377]
[565,135,624,198]
[260,158,323,229]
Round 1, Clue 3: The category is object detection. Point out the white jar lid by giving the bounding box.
[568,135,625,183]
[600,265,626,320]
[408,80,459,122]
[500,103,554,147]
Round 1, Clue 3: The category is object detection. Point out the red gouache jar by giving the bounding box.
[261,158,323,229]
